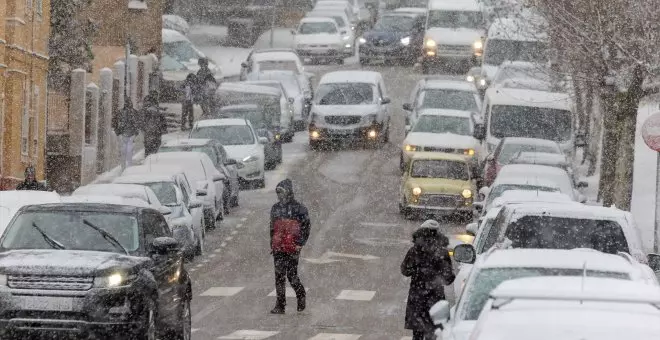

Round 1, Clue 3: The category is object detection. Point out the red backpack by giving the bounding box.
[272,218,301,253]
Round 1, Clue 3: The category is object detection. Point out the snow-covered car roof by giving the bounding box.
[510,152,569,167]
[319,70,382,84]
[145,151,211,163]
[422,78,478,92]
[252,51,300,62]
[498,164,570,178]
[497,77,555,91]
[502,137,562,149]
[506,202,633,222]
[0,190,62,211]
[162,28,188,43]
[418,108,474,118]
[219,104,260,112]
[428,0,481,11]
[491,175,562,190]
[480,248,637,273]
[162,14,190,35]
[161,138,214,147]
[491,190,573,208]
[194,118,250,128]
[393,7,428,15]
[113,174,178,185]
[299,16,338,24]
[218,82,281,96]
[72,184,156,204]
[61,195,151,208]
[122,164,186,178]
[485,87,571,110]
[487,17,548,41]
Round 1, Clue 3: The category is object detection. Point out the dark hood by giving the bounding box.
[0,249,148,276]
[412,227,449,254]
[276,179,295,200]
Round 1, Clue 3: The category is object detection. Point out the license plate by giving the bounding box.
[329,129,351,135]
[310,50,327,55]
[23,296,74,311]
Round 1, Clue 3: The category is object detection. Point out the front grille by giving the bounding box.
[308,44,329,48]
[372,39,395,47]
[419,194,461,207]
[424,146,457,153]
[8,275,94,291]
[437,44,472,55]
[325,115,362,125]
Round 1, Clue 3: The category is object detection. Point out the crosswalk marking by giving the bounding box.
[217,330,279,339]
[200,286,244,297]
[267,287,310,297]
[401,337,412,340]
[308,334,361,340]
[335,290,376,301]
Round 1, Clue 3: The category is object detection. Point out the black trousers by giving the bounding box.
[273,252,305,305]
[181,101,194,129]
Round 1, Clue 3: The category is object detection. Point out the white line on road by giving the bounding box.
[209,254,216,258]
[231,230,238,235]
[335,290,376,301]
[195,264,203,268]
[240,217,248,222]
[199,286,244,297]
[221,242,227,247]
[214,248,222,253]
[308,334,362,340]
[218,330,279,339]
[236,223,243,228]
[359,222,400,227]
[225,236,233,241]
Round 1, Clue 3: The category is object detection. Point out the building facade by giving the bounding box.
[0,0,51,190]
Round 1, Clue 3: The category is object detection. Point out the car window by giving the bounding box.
[176,176,191,205]
[143,210,170,249]
[163,40,202,63]
[142,181,178,206]
[315,82,375,105]
[299,22,337,34]
[410,159,469,180]
[475,217,496,254]
[159,145,219,167]
[419,89,479,112]
[427,10,483,29]
[490,105,572,142]
[411,115,472,135]
[374,15,415,31]
[482,209,508,252]
[190,125,256,145]
[258,60,298,72]
[498,142,561,164]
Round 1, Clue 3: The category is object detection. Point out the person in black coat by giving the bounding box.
[141,91,167,157]
[15,166,48,191]
[269,179,311,314]
[401,219,455,340]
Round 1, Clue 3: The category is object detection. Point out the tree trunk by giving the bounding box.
[598,90,618,206]
[585,83,599,175]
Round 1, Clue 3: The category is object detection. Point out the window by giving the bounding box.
[142,211,169,250]
[21,85,30,156]
[36,0,42,17]
[32,85,39,157]
[410,159,470,180]
[26,0,33,13]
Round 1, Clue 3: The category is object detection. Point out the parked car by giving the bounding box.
[306,10,355,54]
[0,191,61,237]
[399,152,476,220]
[143,152,226,229]
[358,10,426,65]
[309,70,391,148]
[162,14,190,35]
[293,17,351,64]
[162,28,222,80]
[239,48,313,100]
[190,118,267,188]
[433,251,659,340]
[240,78,299,136]
[159,138,241,211]
[0,202,192,339]
[247,70,310,131]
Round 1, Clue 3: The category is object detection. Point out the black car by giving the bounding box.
[0,203,192,340]
[358,11,426,65]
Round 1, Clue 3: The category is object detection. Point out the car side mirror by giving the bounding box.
[429,300,450,326]
[258,137,269,144]
[466,222,478,237]
[241,62,248,68]
[575,132,587,148]
[478,186,490,200]
[486,154,494,162]
[381,97,391,105]
[405,125,411,133]
[212,173,225,182]
[151,236,179,255]
[224,158,237,166]
[341,30,347,35]
[473,201,484,214]
[402,103,412,111]
[473,124,486,140]
[158,206,172,216]
[188,199,202,210]
[453,244,476,264]
[577,180,589,188]
[648,254,660,272]
[288,97,295,104]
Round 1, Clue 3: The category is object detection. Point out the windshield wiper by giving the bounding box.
[82,219,129,255]
[32,222,66,250]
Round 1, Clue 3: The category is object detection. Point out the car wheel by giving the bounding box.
[195,231,204,257]
[399,154,405,174]
[134,299,157,340]
[336,58,345,65]
[169,298,192,340]
[421,61,431,74]
[231,193,239,207]
[309,140,320,151]
[216,201,225,222]
[256,177,266,189]
[223,191,231,215]
[399,198,411,218]
[359,58,369,66]
[204,210,216,231]
[383,122,390,143]
[265,160,276,170]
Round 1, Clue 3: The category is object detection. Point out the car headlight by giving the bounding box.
[404,144,419,152]
[464,148,475,156]
[473,40,483,50]
[466,75,475,82]
[462,189,473,199]
[412,187,422,196]
[243,155,259,163]
[358,37,366,44]
[343,35,350,41]
[425,38,436,48]
[94,273,136,288]
[479,78,487,87]
[363,114,377,123]
[400,36,410,46]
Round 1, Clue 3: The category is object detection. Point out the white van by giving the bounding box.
[162,29,222,80]
[477,16,547,89]
[481,87,575,156]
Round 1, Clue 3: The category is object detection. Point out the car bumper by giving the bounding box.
[423,51,477,63]
[405,204,473,213]
[236,161,263,181]
[296,49,345,58]
[309,124,382,141]
[359,44,415,59]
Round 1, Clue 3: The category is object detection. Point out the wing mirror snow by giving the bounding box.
[224,158,238,166]
[473,124,486,140]
[402,103,413,111]
[258,137,269,144]
[188,199,203,210]
[429,300,450,326]
[212,173,225,182]
[381,97,391,105]
[473,201,484,214]
[453,244,476,264]
[150,237,180,255]
[466,222,478,237]
[158,206,172,216]
[241,62,248,68]
[288,97,295,104]
[575,132,587,148]
[478,186,490,200]
[405,125,412,134]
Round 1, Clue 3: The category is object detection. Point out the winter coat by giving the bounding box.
[401,227,455,331]
[269,179,311,254]
[112,105,139,137]
[16,180,48,191]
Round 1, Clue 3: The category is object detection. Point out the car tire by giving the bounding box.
[383,122,390,143]
[223,191,231,215]
[230,193,239,207]
[134,299,157,340]
[169,298,192,340]
[359,58,369,66]
[256,177,266,189]
[399,198,411,219]
[421,61,431,74]
[399,154,405,173]
[265,160,276,170]
[204,210,216,231]
[336,58,345,65]
[195,231,204,257]
[309,140,321,151]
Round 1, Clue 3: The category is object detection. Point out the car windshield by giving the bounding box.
[493,66,551,85]
[484,39,548,65]
[505,216,630,254]
[374,15,415,31]
[1,211,140,253]
[410,160,469,180]
[315,83,374,105]
[412,115,471,136]
[427,10,482,29]
[258,60,298,72]
[460,267,630,320]
[159,145,218,167]
[490,105,572,142]
[498,142,561,164]
[191,125,256,146]
[420,89,479,111]
[160,54,187,71]
[485,184,559,208]
[163,41,201,62]
[141,182,178,206]
[299,22,337,34]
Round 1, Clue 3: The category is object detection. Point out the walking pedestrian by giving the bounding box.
[112,98,139,170]
[401,220,455,340]
[181,73,196,130]
[15,166,48,191]
[270,179,310,314]
[141,90,167,157]
[195,58,217,116]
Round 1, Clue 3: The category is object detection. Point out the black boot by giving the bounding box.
[297,295,306,312]
[270,300,285,314]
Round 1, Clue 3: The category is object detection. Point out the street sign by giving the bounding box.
[642,112,660,151]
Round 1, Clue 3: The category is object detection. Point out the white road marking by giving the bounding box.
[231,230,238,235]
[195,264,203,268]
[200,286,244,297]
[225,236,234,241]
[189,268,196,272]
[221,242,227,247]
[209,254,216,258]
[202,259,210,263]
[308,333,362,340]
[359,222,400,228]
[326,251,379,261]
[192,328,200,333]
[217,330,279,339]
[241,217,248,222]
[267,287,310,297]
[215,248,223,252]
[237,223,243,228]
[401,337,413,340]
[335,290,376,301]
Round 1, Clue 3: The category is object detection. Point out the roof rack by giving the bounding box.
[490,291,660,307]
